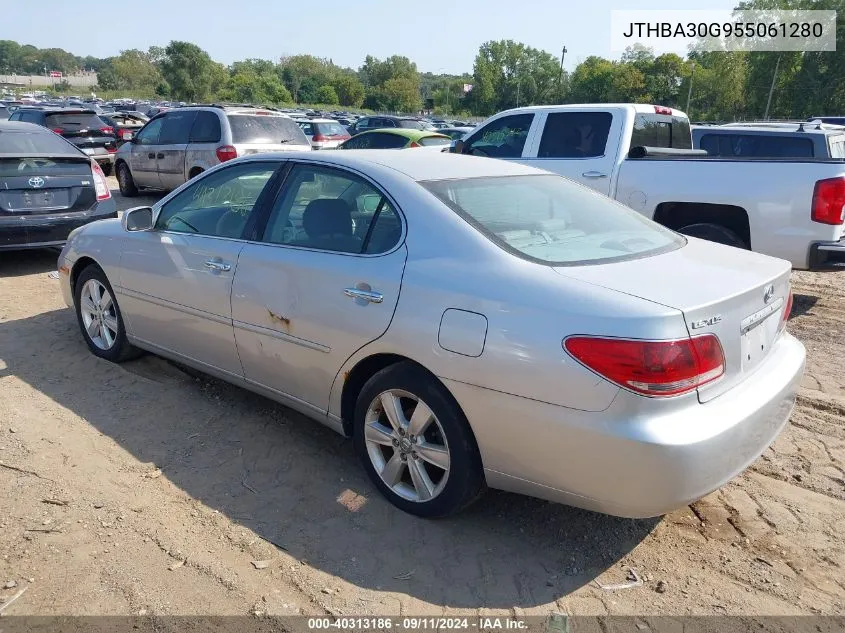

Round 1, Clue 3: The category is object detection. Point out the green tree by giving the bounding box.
[160,41,227,102]
[568,56,616,102]
[109,49,163,91]
[314,84,339,104]
[279,55,335,103]
[331,73,365,107]
[0,40,22,73]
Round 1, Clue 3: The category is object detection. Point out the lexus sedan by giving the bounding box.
[57,151,805,518]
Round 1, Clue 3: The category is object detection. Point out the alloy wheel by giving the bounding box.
[79,279,119,350]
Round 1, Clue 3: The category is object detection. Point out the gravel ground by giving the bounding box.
[0,178,842,617]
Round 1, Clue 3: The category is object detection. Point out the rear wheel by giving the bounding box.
[353,362,485,518]
[74,264,141,362]
[116,162,138,197]
[678,223,748,249]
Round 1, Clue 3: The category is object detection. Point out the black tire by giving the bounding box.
[189,168,203,180]
[74,264,142,362]
[101,162,113,177]
[678,222,748,249]
[353,361,485,518]
[116,162,138,197]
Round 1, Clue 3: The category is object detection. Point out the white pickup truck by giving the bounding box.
[451,104,845,270]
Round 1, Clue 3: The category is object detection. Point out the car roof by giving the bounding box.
[356,128,449,141]
[243,149,543,181]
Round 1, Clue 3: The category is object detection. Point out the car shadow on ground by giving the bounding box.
[791,293,819,319]
[0,307,659,609]
[0,249,59,277]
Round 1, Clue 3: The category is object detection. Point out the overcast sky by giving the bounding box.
[5,0,740,73]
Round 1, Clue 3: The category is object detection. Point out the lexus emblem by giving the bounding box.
[28,176,45,188]
[763,284,775,304]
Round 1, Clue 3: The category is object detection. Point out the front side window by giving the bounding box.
[155,161,279,238]
[538,112,613,158]
[463,113,534,159]
[422,174,683,266]
[135,117,164,146]
[262,164,401,254]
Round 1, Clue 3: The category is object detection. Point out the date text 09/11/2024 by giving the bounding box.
[306,617,533,630]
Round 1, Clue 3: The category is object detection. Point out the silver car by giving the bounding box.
[114,106,311,196]
[57,151,806,518]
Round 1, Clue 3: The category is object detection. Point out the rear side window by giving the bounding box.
[227,115,309,145]
[631,113,692,150]
[189,111,221,143]
[538,112,612,158]
[0,130,80,156]
[158,111,197,144]
[698,133,814,158]
[464,113,534,159]
[45,113,104,131]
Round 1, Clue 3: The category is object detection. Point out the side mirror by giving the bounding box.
[122,206,154,232]
[451,139,465,154]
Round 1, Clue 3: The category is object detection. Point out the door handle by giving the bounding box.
[148,152,156,159]
[204,260,231,272]
[344,287,383,304]
[582,171,608,178]
[156,153,165,159]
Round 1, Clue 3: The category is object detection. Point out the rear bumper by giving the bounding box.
[808,238,845,270]
[444,332,806,518]
[0,199,117,250]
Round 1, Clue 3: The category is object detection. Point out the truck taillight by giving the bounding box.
[654,106,673,115]
[563,334,725,397]
[91,161,111,201]
[811,177,845,225]
[216,145,238,162]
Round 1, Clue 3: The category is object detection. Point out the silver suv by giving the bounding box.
[114,105,312,196]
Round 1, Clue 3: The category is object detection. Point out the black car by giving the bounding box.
[0,121,117,251]
[8,107,117,175]
[99,112,148,145]
[350,115,433,135]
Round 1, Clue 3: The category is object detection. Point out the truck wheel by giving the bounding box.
[678,223,748,249]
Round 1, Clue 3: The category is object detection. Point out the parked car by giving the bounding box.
[57,150,804,518]
[350,116,433,135]
[296,118,351,149]
[338,129,452,150]
[8,107,117,175]
[114,105,311,196]
[99,112,149,145]
[808,116,845,126]
[0,121,115,250]
[693,122,845,159]
[438,126,474,141]
[452,104,845,270]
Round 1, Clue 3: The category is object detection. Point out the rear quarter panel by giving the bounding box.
[615,158,845,268]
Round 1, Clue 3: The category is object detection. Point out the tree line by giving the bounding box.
[1,0,843,120]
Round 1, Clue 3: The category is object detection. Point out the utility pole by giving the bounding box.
[558,45,567,102]
[764,54,782,121]
[686,62,696,115]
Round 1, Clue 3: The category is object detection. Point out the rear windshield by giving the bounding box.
[0,157,90,177]
[227,115,310,145]
[418,135,451,146]
[45,112,105,131]
[0,130,80,155]
[631,113,692,149]
[422,174,684,266]
[397,119,428,130]
[313,122,349,136]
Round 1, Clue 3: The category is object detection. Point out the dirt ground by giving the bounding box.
[0,178,843,618]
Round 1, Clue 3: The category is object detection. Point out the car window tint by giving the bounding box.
[537,112,612,158]
[299,122,314,136]
[631,113,692,150]
[158,111,197,144]
[262,164,399,254]
[464,113,534,158]
[45,113,105,132]
[189,111,222,143]
[699,133,814,158]
[135,117,164,145]
[155,162,279,238]
[0,130,79,156]
[423,174,683,265]
[367,132,408,149]
[226,115,309,145]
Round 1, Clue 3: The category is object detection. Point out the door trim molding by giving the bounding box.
[118,287,231,326]
[232,319,330,353]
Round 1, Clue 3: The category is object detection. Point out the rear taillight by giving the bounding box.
[780,289,794,331]
[91,161,111,201]
[51,127,64,134]
[100,126,114,135]
[216,145,238,162]
[563,334,725,397]
[811,177,845,225]
[312,134,327,142]
[120,130,133,140]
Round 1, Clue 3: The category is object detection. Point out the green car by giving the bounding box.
[338,128,452,150]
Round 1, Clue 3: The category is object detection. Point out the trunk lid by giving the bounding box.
[0,156,97,215]
[553,237,792,402]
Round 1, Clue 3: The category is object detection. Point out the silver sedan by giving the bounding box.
[57,150,806,518]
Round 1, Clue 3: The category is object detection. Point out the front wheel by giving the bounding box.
[678,223,748,249]
[74,265,141,362]
[353,362,485,518]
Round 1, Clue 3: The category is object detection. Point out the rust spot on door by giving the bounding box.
[267,308,290,329]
